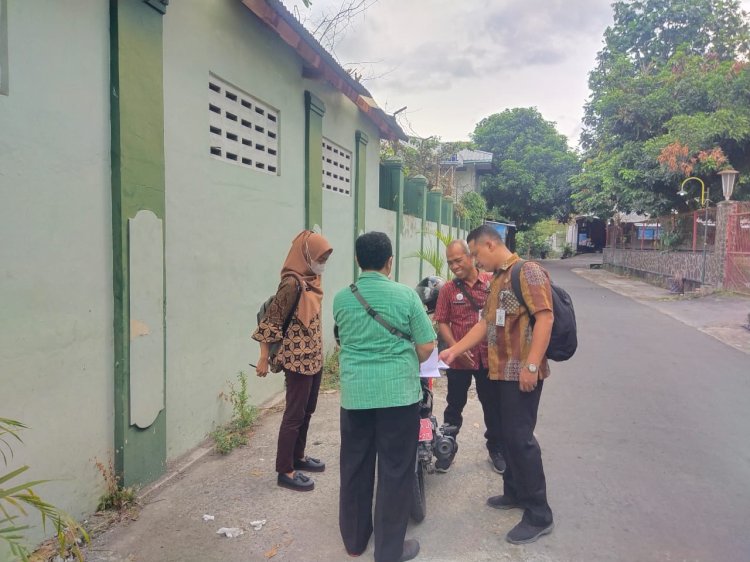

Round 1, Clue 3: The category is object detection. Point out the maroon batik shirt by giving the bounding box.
[433,271,492,370]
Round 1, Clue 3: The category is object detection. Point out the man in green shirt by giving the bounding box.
[334,232,435,562]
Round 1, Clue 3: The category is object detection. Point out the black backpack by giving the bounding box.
[510,260,577,362]
[257,277,302,370]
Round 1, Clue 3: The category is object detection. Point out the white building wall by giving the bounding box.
[454,165,478,200]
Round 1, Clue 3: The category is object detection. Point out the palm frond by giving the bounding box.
[0,419,90,561]
[406,248,445,276]
[0,419,26,467]
[433,229,454,247]
[407,228,459,278]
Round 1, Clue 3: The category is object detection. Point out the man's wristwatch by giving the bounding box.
[526,363,538,374]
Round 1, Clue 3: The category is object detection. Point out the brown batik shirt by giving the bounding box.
[252,276,323,375]
[484,254,553,382]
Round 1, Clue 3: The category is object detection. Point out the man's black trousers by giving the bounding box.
[339,403,419,562]
[487,379,553,526]
[443,368,502,454]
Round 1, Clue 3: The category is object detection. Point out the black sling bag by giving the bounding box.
[349,284,412,341]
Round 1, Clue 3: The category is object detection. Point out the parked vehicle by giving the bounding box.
[412,377,457,522]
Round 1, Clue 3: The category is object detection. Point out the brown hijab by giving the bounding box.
[280,230,333,327]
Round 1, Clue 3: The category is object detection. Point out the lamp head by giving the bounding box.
[677,189,688,197]
[718,168,739,201]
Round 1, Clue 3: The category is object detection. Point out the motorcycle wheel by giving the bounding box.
[410,459,427,523]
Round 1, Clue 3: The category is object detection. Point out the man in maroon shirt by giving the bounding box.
[433,240,505,473]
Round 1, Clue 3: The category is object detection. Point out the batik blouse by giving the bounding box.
[252,276,323,375]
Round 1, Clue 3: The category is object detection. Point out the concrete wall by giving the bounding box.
[162,0,385,458]
[454,165,478,200]
[163,0,305,459]
[603,248,719,289]
[313,78,381,353]
[1,0,443,552]
[0,0,112,550]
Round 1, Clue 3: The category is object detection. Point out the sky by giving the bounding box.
[288,0,750,148]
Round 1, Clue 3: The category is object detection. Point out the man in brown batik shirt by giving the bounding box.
[440,225,555,546]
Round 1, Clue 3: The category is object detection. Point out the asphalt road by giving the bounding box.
[537,259,750,562]
[86,259,750,562]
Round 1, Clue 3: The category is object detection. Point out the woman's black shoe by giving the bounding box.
[293,456,326,472]
[277,471,315,491]
[398,539,420,562]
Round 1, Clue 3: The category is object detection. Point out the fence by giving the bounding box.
[724,209,750,295]
[606,208,717,252]
[377,165,478,284]
[604,201,750,291]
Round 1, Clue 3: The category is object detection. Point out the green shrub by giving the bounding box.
[321,348,340,391]
[93,457,137,512]
[211,372,258,455]
[211,427,248,456]
[516,231,552,259]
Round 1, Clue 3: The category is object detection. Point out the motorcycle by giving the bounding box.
[411,377,458,522]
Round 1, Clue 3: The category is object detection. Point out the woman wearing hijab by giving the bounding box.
[253,230,333,492]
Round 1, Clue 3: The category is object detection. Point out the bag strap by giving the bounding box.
[510,259,537,327]
[510,259,529,311]
[281,278,303,336]
[454,279,481,312]
[349,284,412,341]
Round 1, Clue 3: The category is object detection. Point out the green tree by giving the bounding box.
[515,220,564,259]
[576,0,750,217]
[458,191,487,230]
[472,108,580,228]
[600,0,750,67]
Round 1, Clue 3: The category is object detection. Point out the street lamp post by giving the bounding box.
[677,176,707,205]
[677,176,709,285]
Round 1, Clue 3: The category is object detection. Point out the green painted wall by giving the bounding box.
[381,161,404,281]
[312,77,380,348]
[1,1,435,550]
[353,130,368,280]
[163,0,313,457]
[305,91,325,231]
[110,0,167,488]
[0,0,112,551]
[162,0,384,457]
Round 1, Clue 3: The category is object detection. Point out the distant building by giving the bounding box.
[441,148,493,200]
[567,215,607,253]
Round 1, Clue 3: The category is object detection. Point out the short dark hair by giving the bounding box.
[356,232,393,270]
[467,225,504,245]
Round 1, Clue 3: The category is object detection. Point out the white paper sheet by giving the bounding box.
[419,348,448,378]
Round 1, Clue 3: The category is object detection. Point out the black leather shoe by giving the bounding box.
[277,471,315,492]
[398,538,420,562]
[486,495,520,510]
[293,456,326,472]
[488,451,506,474]
[505,520,554,544]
